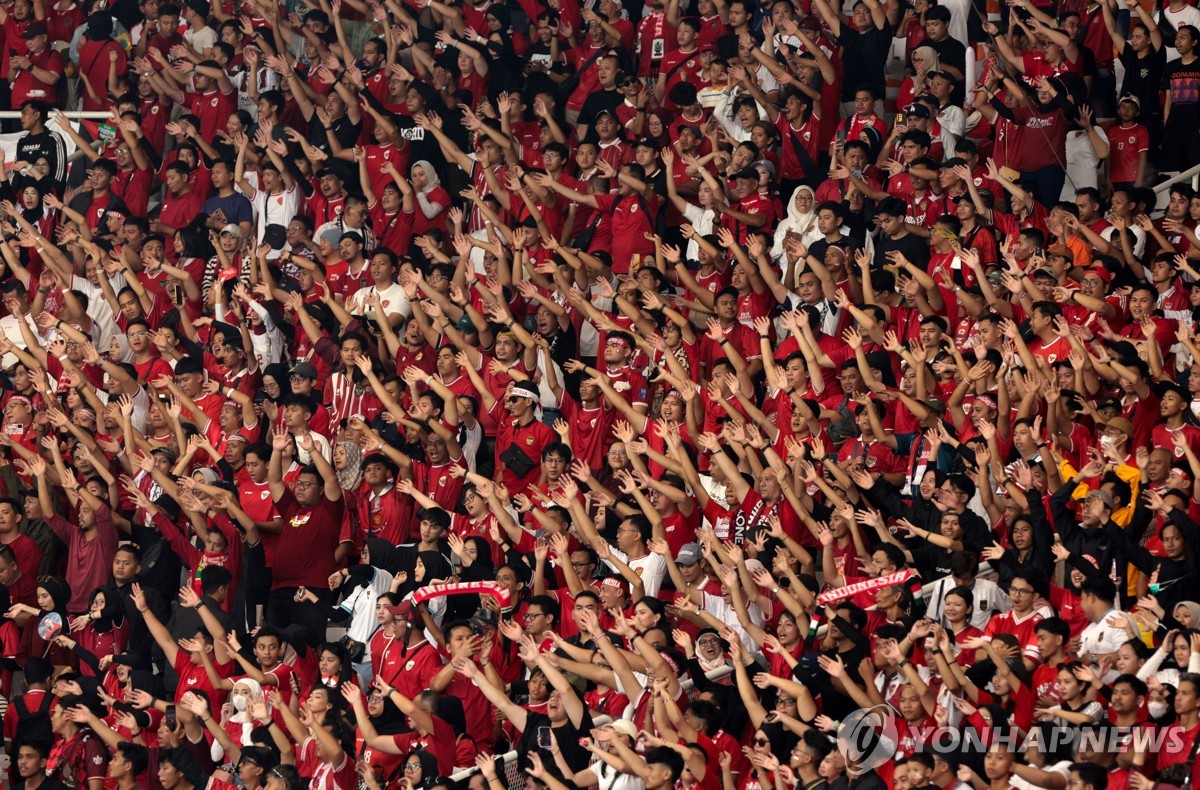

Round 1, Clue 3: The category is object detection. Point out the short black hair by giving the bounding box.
[116,742,150,775]
[1080,575,1116,604]
[201,565,233,596]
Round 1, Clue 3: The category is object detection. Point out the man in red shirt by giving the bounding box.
[534,162,657,274]
[154,161,203,237]
[264,430,345,648]
[491,381,556,494]
[9,22,61,109]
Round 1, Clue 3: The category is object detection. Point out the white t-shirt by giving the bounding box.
[245,173,302,243]
[1079,608,1131,682]
[345,282,412,321]
[1062,126,1108,200]
[607,548,666,598]
[185,25,218,56]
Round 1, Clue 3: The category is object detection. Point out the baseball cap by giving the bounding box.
[21,22,47,38]
[1046,243,1073,262]
[923,397,947,416]
[1118,93,1140,109]
[220,224,244,239]
[609,720,638,739]
[676,543,702,566]
[290,361,318,380]
[1096,396,1122,412]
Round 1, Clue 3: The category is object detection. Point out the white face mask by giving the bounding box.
[1100,435,1115,449]
[232,695,249,712]
[1149,701,1168,718]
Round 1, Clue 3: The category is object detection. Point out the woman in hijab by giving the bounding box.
[298,553,394,683]
[259,361,292,434]
[107,332,135,365]
[858,125,885,164]
[391,549,453,626]
[410,161,450,237]
[198,676,273,764]
[53,585,125,678]
[898,46,940,111]
[355,687,408,784]
[771,185,819,262]
[8,576,73,670]
[334,440,365,494]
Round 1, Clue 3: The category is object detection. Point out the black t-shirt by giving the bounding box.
[924,35,968,104]
[838,24,894,100]
[516,710,595,775]
[578,88,624,129]
[1162,55,1200,110]
[808,235,864,266]
[1120,45,1167,115]
[873,230,930,272]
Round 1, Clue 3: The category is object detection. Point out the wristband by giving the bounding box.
[771,586,779,594]
[718,338,728,345]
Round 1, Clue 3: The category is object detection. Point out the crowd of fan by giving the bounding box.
[0,0,1199,785]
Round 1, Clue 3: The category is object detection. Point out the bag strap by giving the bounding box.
[559,47,609,99]
[783,118,818,178]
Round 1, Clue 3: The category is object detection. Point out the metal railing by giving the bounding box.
[0,111,115,120]
[1154,162,1200,194]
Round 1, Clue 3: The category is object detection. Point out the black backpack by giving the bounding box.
[12,691,53,745]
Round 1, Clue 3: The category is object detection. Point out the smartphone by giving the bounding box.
[835,129,846,147]
[895,112,905,126]
[165,706,177,730]
[537,726,552,750]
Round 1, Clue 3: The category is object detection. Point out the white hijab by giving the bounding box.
[771,185,819,259]
[411,159,440,195]
[211,677,273,763]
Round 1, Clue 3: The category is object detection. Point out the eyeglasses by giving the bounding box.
[505,396,523,404]
[697,637,720,645]
[404,764,422,772]
[753,738,769,746]
[571,561,594,568]
[524,612,545,619]
[1010,587,1035,596]
[128,331,149,339]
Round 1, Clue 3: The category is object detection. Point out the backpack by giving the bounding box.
[12,691,53,745]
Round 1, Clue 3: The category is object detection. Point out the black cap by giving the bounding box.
[1152,380,1189,400]
[21,21,47,38]
[85,12,112,39]
[906,104,931,119]
[1096,396,1122,411]
[633,137,658,151]
[732,167,758,180]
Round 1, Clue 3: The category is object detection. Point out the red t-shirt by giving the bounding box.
[270,489,345,589]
